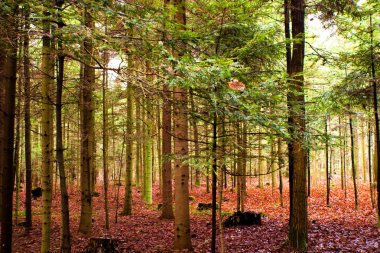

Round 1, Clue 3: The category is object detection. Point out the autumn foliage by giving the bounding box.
[10,180,380,252]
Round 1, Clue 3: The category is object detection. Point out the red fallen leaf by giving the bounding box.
[228,79,246,91]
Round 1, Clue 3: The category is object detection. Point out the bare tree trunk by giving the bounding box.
[79,7,95,234]
[160,13,174,218]
[122,42,134,215]
[56,1,71,250]
[368,121,375,208]
[369,14,380,226]
[287,0,308,250]
[0,3,18,251]
[349,114,359,210]
[173,0,192,249]
[325,115,330,206]
[278,138,284,207]
[41,5,54,251]
[23,5,32,228]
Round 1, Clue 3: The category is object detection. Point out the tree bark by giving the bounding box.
[23,5,33,228]
[325,115,330,206]
[122,43,134,215]
[173,0,192,249]
[41,5,54,252]
[349,114,359,210]
[56,0,71,250]
[369,14,380,226]
[160,50,174,219]
[287,0,308,250]
[0,2,18,251]
[79,6,95,234]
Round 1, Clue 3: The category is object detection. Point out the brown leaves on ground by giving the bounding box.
[11,180,380,252]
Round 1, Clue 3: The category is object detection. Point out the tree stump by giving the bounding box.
[83,237,119,253]
[223,211,262,227]
[197,203,218,211]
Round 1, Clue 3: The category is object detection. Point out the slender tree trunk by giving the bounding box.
[135,96,141,187]
[79,7,95,234]
[325,115,330,206]
[190,89,201,187]
[14,39,22,224]
[236,124,241,211]
[41,6,54,252]
[361,121,367,181]
[284,0,293,223]
[218,120,226,253]
[143,61,153,205]
[0,3,18,251]
[56,1,71,250]
[101,20,110,228]
[23,5,32,228]
[368,121,375,208]
[160,43,174,219]
[369,14,380,226]
[173,0,192,249]
[278,138,284,207]
[339,117,344,190]
[123,44,134,214]
[349,114,359,210]
[211,101,217,253]
[287,0,308,250]
[241,123,247,211]
[344,119,347,199]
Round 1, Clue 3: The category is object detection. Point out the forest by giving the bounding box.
[0,0,379,252]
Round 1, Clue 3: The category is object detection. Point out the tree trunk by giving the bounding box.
[123,44,134,215]
[135,96,141,187]
[368,121,375,208]
[278,138,284,207]
[56,1,71,250]
[211,102,217,253]
[23,5,32,228]
[143,62,153,205]
[190,89,201,187]
[41,6,54,252]
[0,3,18,251]
[102,43,110,228]
[173,0,192,249]
[325,115,330,206]
[369,14,380,226]
[349,114,359,210]
[287,0,308,250]
[79,7,95,234]
[160,49,174,219]
[361,121,367,181]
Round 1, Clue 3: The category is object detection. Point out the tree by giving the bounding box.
[56,0,71,250]
[41,3,54,251]
[79,6,95,235]
[23,4,32,229]
[173,0,193,250]
[287,0,308,250]
[160,0,175,218]
[0,1,18,252]
[122,33,134,215]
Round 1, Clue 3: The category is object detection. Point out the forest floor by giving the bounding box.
[10,179,380,252]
